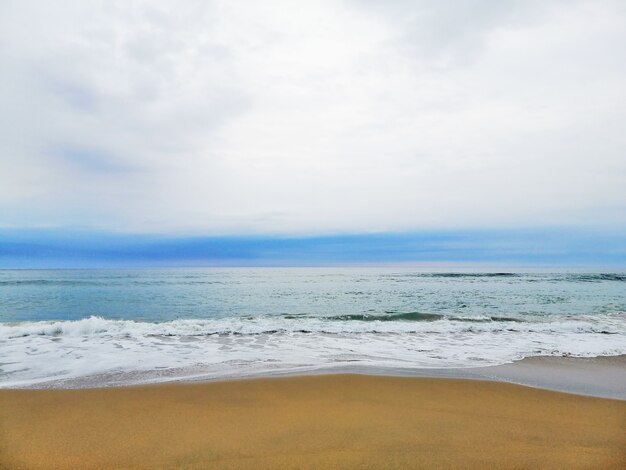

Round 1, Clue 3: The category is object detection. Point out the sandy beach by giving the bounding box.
[1,374,624,469]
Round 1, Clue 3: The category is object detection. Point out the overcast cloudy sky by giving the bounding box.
[1,0,625,238]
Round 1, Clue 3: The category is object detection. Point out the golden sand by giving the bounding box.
[1,375,625,469]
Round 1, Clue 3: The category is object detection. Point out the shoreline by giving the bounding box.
[1,374,624,469]
[10,355,626,400]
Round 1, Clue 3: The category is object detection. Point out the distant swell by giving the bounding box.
[0,279,103,287]
[571,274,626,282]
[426,273,518,278]
[290,312,523,323]
[2,273,624,288]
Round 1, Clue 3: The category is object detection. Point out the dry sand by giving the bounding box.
[1,375,625,469]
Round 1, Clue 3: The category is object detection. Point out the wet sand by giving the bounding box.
[465,355,626,399]
[1,375,625,469]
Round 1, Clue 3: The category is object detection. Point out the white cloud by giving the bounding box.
[0,0,624,233]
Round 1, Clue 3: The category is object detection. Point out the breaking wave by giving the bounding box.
[1,312,624,388]
[2,312,624,339]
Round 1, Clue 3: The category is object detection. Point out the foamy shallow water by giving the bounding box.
[2,313,624,388]
[1,269,625,388]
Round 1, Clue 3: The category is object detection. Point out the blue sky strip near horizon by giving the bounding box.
[1,228,625,268]
[1,1,625,267]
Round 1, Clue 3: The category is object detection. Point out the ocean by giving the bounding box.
[1,268,624,388]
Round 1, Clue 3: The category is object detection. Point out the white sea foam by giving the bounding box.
[1,314,625,388]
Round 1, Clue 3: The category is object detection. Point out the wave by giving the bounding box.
[287,312,524,323]
[567,274,626,282]
[0,279,104,287]
[381,273,519,279]
[383,273,625,282]
[426,273,518,278]
[2,313,624,339]
[291,312,445,322]
[2,314,625,388]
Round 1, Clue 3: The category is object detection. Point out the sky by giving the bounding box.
[2,228,625,268]
[1,1,625,266]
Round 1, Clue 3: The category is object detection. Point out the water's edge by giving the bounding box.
[11,355,626,401]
